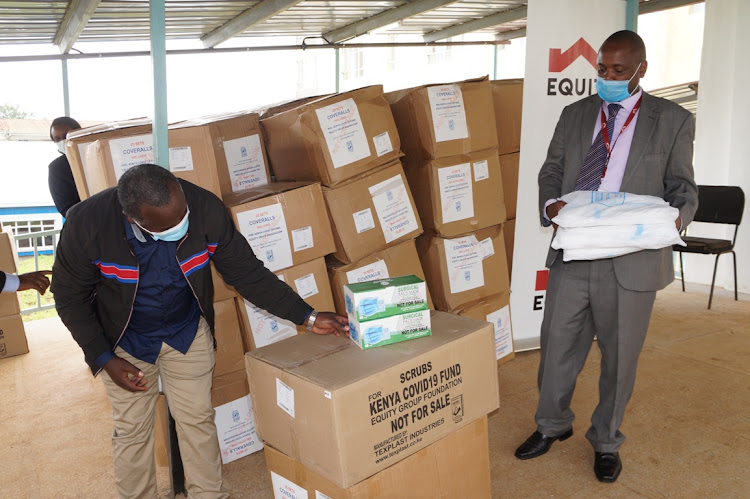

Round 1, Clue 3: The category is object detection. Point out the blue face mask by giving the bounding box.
[596,62,642,102]
[56,141,66,154]
[136,208,190,242]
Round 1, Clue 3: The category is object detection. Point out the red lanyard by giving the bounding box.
[600,96,642,178]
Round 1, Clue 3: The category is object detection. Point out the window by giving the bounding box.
[342,48,364,80]
[3,219,57,251]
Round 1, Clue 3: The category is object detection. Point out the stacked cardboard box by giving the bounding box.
[0,231,29,360]
[247,311,499,491]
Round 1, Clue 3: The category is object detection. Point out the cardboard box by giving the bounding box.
[258,94,333,121]
[154,394,169,467]
[65,118,152,200]
[0,314,29,359]
[264,416,491,498]
[0,232,21,318]
[405,148,506,237]
[323,161,422,264]
[454,292,514,365]
[349,309,431,350]
[211,262,237,303]
[386,76,497,160]
[211,369,264,464]
[344,275,428,322]
[226,182,335,273]
[503,218,516,278]
[327,239,433,316]
[491,79,524,155]
[499,152,519,220]
[261,86,402,187]
[246,310,499,488]
[213,298,245,378]
[237,257,335,350]
[417,225,510,312]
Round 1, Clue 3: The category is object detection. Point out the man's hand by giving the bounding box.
[18,271,52,294]
[546,201,567,228]
[310,312,350,337]
[103,356,148,392]
[675,215,682,231]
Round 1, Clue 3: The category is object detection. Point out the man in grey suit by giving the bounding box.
[514,30,698,483]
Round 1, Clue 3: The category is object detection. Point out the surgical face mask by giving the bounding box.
[56,141,66,154]
[135,208,190,242]
[596,62,642,102]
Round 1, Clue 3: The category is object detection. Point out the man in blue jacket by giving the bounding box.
[52,164,348,498]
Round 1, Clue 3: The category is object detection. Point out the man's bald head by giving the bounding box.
[597,30,648,94]
[600,30,646,62]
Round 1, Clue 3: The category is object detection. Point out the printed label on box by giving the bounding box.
[353,208,376,234]
[214,394,263,464]
[291,226,314,252]
[294,273,319,299]
[271,472,307,499]
[315,98,371,169]
[479,237,495,260]
[486,305,512,360]
[236,203,292,272]
[473,159,489,181]
[368,175,419,244]
[315,491,332,499]
[244,299,297,348]
[276,378,296,419]
[224,134,269,192]
[444,236,484,294]
[438,163,474,224]
[345,260,390,284]
[169,146,194,172]
[373,131,393,157]
[427,84,469,143]
[110,134,154,181]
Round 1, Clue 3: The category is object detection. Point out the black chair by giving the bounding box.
[673,185,745,309]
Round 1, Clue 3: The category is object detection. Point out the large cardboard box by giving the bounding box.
[264,416,491,498]
[154,394,169,467]
[246,310,499,488]
[386,76,497,160]
[210,262,236,303]
[213,298,245,378]
[503,218,516,278]
[211,370,264,464]
[406,148,506,237]
[327,239,433,315]
[0,232,21,318]
[261,86,402,187]
[65,118,152,200]
[499,152,519,220]
[237,257,335,350]
[491,79,524,155]
[323,161,422,264]
[0,314,29,359]
[226,182,335,273]
[417,225,510,312]
[454,292,514,365]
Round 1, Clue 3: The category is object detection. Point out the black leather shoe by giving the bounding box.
[594,452,622,483]
[514,428,573,460]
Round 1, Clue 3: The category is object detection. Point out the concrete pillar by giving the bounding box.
[690,0,750,294]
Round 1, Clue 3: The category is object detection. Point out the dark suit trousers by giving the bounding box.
[535,256,656,452]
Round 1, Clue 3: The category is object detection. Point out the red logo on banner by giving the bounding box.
[549,38,597,72]
[535,270,549,291]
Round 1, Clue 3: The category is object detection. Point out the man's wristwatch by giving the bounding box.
[305,311,318,332]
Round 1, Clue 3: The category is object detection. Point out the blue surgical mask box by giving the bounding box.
[343,275,428,322]
[348,309,431,350]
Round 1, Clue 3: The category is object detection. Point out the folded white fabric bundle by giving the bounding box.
[551,191,685,262]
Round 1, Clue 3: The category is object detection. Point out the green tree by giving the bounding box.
[0,103,33,119]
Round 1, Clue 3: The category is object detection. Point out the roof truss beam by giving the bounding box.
[201,0,303,48]
[323,0,460,44]
[423,6,527,43]
[54,0,102,54]
[495,27,526,41]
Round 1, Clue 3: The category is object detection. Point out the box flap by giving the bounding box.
[222,181,317,207]
[67,117,151,139]
[168,110,259,129]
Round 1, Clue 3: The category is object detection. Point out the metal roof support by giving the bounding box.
[626,0,639,31]
[323,0,459,44]
[335,48,340,93]
[150,0,169,170]
[638,0,703,15]
[201,0,304,49]
[495,28,526,42]
[423,6,527,43]
[61,59,70,116]
[53,0,102,54]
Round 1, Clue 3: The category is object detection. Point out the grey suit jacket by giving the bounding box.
[538,92,698,292]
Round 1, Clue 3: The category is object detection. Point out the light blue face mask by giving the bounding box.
[136,208,190,242]
[56,141,66,154]
[596,62,642,102]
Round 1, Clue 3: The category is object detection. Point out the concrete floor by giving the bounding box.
[1,281,748,498]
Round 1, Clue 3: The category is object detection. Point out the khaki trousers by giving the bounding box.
[101,318,227,499]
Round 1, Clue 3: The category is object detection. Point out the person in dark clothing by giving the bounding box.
[48,116,82,217]
[52,163,349,498]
